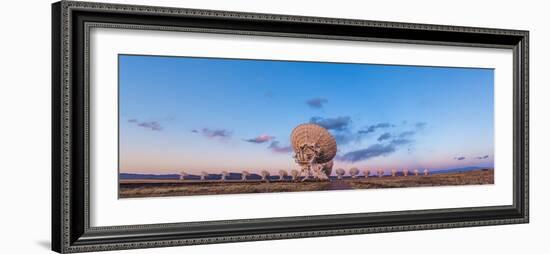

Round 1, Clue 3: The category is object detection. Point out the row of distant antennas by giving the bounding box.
[335,168,430,179]
[179,168,431,181]
[179,170,298,181]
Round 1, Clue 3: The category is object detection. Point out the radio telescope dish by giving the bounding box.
[290,123,337,181]
[321,160,334,177]
[291,123,337,164]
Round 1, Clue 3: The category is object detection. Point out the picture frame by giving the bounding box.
[51,1,529,253]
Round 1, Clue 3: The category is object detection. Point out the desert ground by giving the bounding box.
[119,169,493,198]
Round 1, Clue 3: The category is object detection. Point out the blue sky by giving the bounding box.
[119,54,494,174]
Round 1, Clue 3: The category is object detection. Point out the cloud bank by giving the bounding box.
[337,122,426,162]
[338,143,396,162]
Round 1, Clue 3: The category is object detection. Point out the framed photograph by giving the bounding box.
[52,1,529,253]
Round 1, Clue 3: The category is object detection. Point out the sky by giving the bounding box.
[118,54,494,175]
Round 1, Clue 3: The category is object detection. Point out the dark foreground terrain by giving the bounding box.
[119,169,494,198]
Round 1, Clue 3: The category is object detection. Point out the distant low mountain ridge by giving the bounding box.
[119,173,181,180]
[431,166,488,174]
[120,172,268,180]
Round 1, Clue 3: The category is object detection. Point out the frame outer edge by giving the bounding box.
[51,1,62,253]
[60,0,73,253]
[523,31,529,223]
[55,1,530,252]
[65,0,527,36]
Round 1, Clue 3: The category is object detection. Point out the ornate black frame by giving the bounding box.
[52,1,529,253]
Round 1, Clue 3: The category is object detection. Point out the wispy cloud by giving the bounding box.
[332,133,357,145]
[244,134,275,144]
[454,156,466,161]
[390,137,413,146]
[475,155,489,160]
[338,144,396,162]
[128,118,163,131]
[398,131,415,139]
[377,132,392,142]
[310,116,351,131]
[358,122,392,134]
[192,128,232,139]
[138,121,162,131]
[415,122,427,129]
[306,97,328,109]
[243,134,291,153]
[268,141,292,153]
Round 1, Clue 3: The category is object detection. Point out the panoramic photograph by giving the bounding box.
[118,54,495,198]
